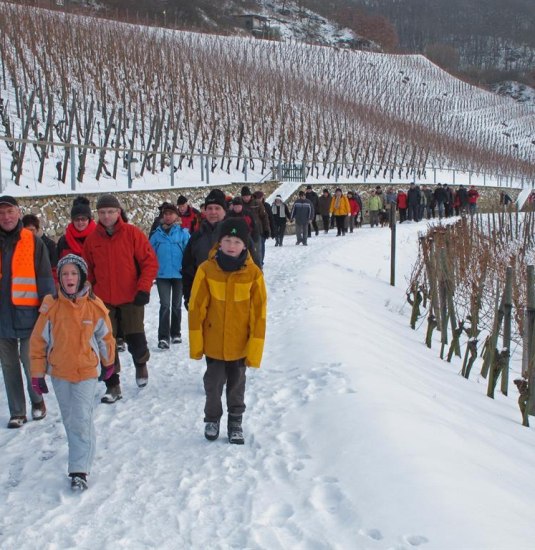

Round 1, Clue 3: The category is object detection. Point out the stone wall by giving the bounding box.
[17,181,280,239]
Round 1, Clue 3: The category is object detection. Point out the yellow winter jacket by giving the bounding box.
[329,195,350,216]
[30,288,115,383]
[188,248,267,367]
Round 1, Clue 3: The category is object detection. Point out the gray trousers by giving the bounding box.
[295,223,308,244]
[203,357,246,423]
[52,376,98,475]
[0,337,43,418]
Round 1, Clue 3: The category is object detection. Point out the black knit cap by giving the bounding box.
[241,186,252,197]
[204,189,227,210]
[70,196,92,219]
[161,202,180,215]
[96,194,121,210]
[177,195,188,205]
[218,218,249,245]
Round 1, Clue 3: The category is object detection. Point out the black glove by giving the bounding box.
[133,291,150,307]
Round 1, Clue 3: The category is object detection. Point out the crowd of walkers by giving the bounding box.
[0,181,482,491]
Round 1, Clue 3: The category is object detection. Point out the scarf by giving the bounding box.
[215,249,247,272]
[64,220,96,255]
[334,195,341,210]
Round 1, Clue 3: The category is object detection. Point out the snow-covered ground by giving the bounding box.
[1,215,535,549]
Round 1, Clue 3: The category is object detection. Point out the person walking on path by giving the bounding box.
[397,189,408,223]
[347,191,361,233]
[330,188,350,235]
[30,254,115,491]
[83,194,158,403]
[367,189,383,228]
[271,195,291,246]
[149,203,191,350]
[305,185,320,237]
[0,196,55,428]
[291,191,314,245]
[188,217,267,445]
[317,188,332,233]
[468,186,480,216]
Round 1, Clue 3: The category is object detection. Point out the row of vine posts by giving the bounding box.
[408,208,535,426]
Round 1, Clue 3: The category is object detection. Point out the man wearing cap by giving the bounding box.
[0,196,55,428]
[182,189,228,310]
[83,194,158,403]
[176,195,201,234]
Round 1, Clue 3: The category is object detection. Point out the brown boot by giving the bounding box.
[135,364,148,388]
[32,399,47,421]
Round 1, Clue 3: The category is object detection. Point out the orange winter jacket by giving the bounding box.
[30,289,115,383]
[188,246,267,367]
[330,195,350,216]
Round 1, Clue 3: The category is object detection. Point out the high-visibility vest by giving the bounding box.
[11,228,39,306]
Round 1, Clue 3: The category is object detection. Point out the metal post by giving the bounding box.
[335,163,338,183]
[206,155,210,185]
[170,152,175,187]
[0,149,3,193]
[390,202,396,286]
[525,266,535,415]
[70,145,76,191]
[433,167,436,184]
[244,158,248,182]
[200,153,204,182]
[127,155,132,189]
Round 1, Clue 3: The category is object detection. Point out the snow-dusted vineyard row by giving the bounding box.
[0,3,534,187]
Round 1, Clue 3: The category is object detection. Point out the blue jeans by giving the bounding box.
[0,337,43,417]
[52,376,98,474]
[156,278,183,342]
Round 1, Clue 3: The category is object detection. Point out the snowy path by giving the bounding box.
[2,223,535,549]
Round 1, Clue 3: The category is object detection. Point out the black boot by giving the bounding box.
[228,415,244,445]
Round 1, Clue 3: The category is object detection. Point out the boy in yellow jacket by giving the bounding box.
[30,254,115,491]
[189,218,267,444]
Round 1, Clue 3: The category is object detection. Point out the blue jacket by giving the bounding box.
[149,223,190,279]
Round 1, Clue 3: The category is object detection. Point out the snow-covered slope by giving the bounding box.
[1,217,534,549]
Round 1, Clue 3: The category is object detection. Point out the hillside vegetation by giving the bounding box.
[0,4,533,187]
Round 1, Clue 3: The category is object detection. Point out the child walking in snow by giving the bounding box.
[188,218,267,444]
[30,254,115,491]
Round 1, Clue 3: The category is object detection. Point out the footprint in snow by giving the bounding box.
[403,534,429,546]
[359,528,383,541]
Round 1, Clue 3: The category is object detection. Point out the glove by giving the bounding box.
[31,377,49,395]
[133,290,150,306]
[98,364,115,382]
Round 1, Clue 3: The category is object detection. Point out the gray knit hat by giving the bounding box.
[57,254,88,294]
[96,194,121,210]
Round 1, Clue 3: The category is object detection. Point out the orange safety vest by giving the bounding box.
[11,228,39,306]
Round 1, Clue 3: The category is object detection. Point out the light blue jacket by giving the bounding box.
[149,224,190,279]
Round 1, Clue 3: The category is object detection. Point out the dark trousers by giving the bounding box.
[399,208,407,223]
[156,278,183,342]
[308,216,319,237]
[335,215,346,235]
[106,303,150,387]
[274,223,286,245]
[203,357,246,422]
[407,204,419,221]
[321,215,330,232]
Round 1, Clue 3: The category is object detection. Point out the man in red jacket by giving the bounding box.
[83,194,158,403]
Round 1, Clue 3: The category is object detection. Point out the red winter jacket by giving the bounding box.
[348,198,361,216]
[468,189,479,204]
[179,206,201,234]
[83,216,158,306]
[397,192,408,209]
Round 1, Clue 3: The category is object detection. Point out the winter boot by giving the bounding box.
[101,384,122,404]
[135,363,149,388]
[204,421,220,441]
[32,399,47,421]
[7,416,27,429]
[228,415,244,445]
[116,338,126,353]
[70,473,88,491]
[158,339,170,350]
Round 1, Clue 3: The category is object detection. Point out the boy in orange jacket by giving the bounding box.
[188,218,267,444]
[30,254,115,491]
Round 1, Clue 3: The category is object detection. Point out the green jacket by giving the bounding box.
[368,195,383,212]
